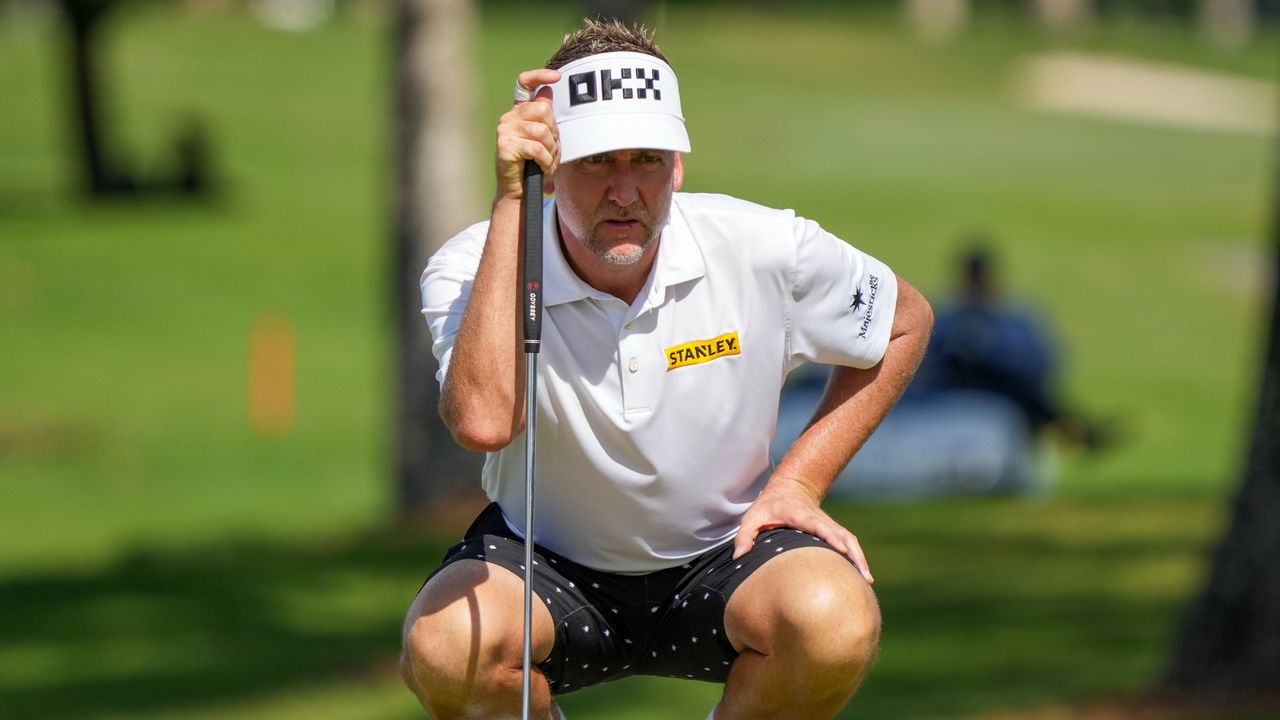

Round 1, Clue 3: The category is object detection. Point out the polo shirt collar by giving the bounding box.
[542,197,598,307]
[542,195,705,308]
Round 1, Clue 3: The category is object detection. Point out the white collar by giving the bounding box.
[542,194,705,309]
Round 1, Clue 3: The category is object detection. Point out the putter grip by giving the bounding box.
[520,161,543,351]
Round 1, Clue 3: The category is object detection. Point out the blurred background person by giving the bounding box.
[772,239,1115,498]
[913,240,1114,451]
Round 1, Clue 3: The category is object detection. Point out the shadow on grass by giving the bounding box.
[0,498,1220,720]
[0,528,451,720]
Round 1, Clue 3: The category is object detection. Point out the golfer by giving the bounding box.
[402,19,933,720]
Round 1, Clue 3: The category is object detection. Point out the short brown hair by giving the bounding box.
[545,18,668,70]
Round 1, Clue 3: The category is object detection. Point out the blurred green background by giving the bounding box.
[1,0,1276,718]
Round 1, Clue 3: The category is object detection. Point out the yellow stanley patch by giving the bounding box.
[665,332,742,371]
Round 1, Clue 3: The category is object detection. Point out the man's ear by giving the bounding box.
[672,153,684,191]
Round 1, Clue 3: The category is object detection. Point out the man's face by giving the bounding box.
[551,149,684,267]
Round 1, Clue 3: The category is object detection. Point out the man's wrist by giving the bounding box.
[491,193,524,211]
[761,474,824,505]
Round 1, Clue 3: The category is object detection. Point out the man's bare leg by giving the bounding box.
[401,560,560,720]
[717,547,881,720]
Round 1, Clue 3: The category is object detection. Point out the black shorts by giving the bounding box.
[422,502,844,695]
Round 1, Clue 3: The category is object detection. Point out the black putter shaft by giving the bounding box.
[519,159,543,720]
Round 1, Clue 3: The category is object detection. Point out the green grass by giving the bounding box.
[0,498,1225,720]
[0,1,1276,718]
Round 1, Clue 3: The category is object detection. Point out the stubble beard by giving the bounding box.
[588,232,654,266]
[583,207,663,267]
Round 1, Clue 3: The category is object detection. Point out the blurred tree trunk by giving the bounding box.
[1032,0,1093,31]
[1198,0,1256,48]
[1161,147,1280,698]
[58,0,211,198]
[58,0,124,195]
[392,0,484,521]
[905,0,970,43]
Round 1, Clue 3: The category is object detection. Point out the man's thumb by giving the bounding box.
[731,529,755,560]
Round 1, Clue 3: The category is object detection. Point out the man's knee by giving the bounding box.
[400,562,527,708]
[729,548,881,673]
[403,602,512,687]
[781,569,881,671]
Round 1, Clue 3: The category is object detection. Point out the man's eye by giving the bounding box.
[586,155,609,164]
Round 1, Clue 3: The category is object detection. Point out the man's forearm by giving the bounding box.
[768,277,933,500]
[440,71,560,452]
[439,197,527,451]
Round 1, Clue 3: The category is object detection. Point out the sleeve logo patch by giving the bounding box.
[665,332,741,371]
[856,275,880,340]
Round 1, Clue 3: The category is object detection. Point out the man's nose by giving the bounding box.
[606,167,639,207]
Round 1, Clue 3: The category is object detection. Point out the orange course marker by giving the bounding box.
[248,313,296,437]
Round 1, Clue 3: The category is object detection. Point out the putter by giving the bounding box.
[519,159,544,720]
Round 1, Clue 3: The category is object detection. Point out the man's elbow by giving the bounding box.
[895,276,934,340]
[450,424,514,453]
[917,294,935,337]
[440,400,520,452]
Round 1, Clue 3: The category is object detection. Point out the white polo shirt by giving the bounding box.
[422,192,897,573]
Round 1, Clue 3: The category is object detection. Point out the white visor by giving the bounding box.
[545,51,690,164]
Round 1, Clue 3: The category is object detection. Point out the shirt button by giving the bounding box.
[628,357,639,373]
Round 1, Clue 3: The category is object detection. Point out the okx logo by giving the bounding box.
[569,68,663,106]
